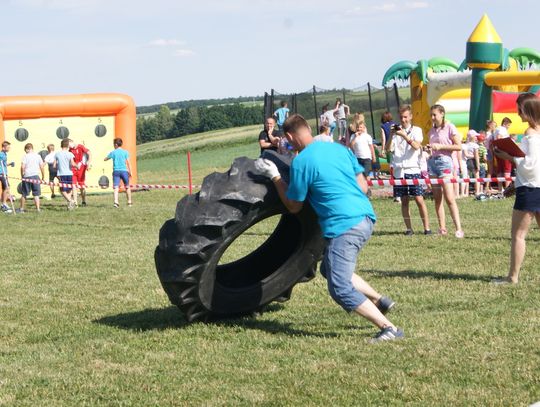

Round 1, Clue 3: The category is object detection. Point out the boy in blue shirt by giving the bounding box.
[273,101,290,130]
[255,114,403,342]
[0,141,15,213]
[104,138,132,208]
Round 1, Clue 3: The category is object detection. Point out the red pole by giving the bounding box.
[187,151,193,194]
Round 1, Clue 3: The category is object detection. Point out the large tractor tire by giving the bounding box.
[154,151,325,322]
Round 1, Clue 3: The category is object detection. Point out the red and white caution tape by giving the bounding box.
[10,176,200,191]
[366,176,514,187]
[10,175,514,191]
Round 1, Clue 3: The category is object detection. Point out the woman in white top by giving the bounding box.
[349,121,376,179]
[493,94,540,283]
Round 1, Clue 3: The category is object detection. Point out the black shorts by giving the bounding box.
[49,170,58,183]
[514,186,540,212]
[394,173,424,197]
[358,158,372,177]
[0,175,7,190]
[22,176,41,198]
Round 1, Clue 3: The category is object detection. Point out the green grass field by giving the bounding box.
[1,126,539,406]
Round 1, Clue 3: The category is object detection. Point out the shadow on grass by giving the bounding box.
[94,304,340,337]
[364,268,493,282]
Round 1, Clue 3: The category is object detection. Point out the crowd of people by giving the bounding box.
[255,94,540,341]
[0,138,133,213]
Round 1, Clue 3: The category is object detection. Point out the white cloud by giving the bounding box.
[149,39,186,47]
[173,49,195,57]
[346,1,430,15]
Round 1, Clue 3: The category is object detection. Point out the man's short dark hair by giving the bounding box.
[283,114,310,135]
[2,141,10,148]
[24,143,33,151]
[61,139,70,148]
[280,100,287,107]
[114,138,123,147]
[399,105,412,114]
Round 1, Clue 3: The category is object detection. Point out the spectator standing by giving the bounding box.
[259,117,281,156]
[427,104,464,238]
[55,138,77,210]
[380,111,395,157]
[19,143,45,213]
[69,140,92,206]
[493,94,540,284]
[494,117,513,191]
[335,98,350,142]
[44,144,59,198]
[254,114,403,342]
[313,125,334,143]
[463,130,481,196]
[350,121,376,181]
[273,101,290,130]
[388,105,431,235]
[104,138,132,208]
[0,141,15,213]
[320,103,338,139]
[477,133,488,195]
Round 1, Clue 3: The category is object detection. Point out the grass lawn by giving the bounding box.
[1,132,540,406]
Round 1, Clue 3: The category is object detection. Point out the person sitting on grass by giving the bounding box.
[254,114,403,343]
[54,138,77,210]
[105,138,132,208]
[19,143,45,213]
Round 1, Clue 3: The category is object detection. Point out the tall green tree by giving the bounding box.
[172,108,198,137]
[155,105,174,139]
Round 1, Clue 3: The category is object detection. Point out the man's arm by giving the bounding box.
[272,177,303,214]
[356,172,368,194]
[40,160,45,179]
[126,159,132,176]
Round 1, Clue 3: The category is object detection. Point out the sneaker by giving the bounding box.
[51,193,56,199]
[491,277,515,285]
[438,228,448,236]
[81,201,87,207]
[424,230,433,235]
[376,296,396,314]
[15,208,25,214]
[455,230,465,239]
[113,202,120,208]
[404,230,414,236]
[393,197,401,203]
[1,204,9,212]
[370,326,404,343]
[3,208,12,214]
[67,201,75,210]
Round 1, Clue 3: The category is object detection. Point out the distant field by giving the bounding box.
[1,124,539,406]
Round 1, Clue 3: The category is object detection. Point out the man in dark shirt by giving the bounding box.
[258,117,282,156]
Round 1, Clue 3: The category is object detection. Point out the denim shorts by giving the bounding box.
[113,170,130,188]
[320,216,374,311]
[428,155,454,178]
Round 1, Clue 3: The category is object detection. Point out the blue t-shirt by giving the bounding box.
[55,150,74,176]
[0,152,7,174]
[274,107,289,126]
[286,142,376,238]
[107,148,129,171]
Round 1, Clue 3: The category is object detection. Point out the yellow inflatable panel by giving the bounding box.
[3,116,117,196]
[441,89,471,100]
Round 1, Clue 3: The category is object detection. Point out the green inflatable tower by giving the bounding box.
[466,14,503,131]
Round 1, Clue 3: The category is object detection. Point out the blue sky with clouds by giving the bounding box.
[1,0,539,105]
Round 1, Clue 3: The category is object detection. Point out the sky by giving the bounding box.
[1,0,539,106]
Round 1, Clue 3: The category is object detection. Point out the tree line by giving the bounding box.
[136,104,264,144]
[136,96,263,115]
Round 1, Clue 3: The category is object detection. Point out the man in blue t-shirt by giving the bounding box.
[104,138,132,208]
[273,101,290,130]
[0,141,15,212]
[255,114,403,342]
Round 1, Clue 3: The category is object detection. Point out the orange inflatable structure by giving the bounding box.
[0,93,136,192]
